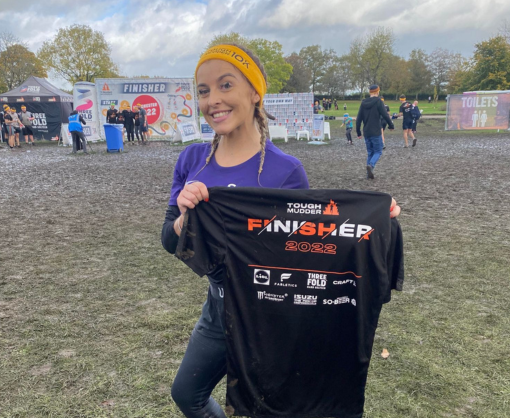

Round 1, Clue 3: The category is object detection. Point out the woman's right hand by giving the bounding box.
[174,182,209,235]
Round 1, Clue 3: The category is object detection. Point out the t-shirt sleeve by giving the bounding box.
[280,165,309,189]
[168,148,190,206]
[175,201,226,277]
[383,218,405,303]
[399,103,404,113]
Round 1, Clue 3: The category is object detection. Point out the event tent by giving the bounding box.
[0,76,73,139]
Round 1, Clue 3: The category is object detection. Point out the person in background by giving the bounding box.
[410,100,421,146]
[68,110,88,154]
[356,85,394,179]
[106,102,118,124]
[340,113,354,145]
[10,107,23,148]
[380,96,390,150]
[133,105,142,144]
[4,106,16,149]
[0,104,7,144]
[313,100,320,114]
[122,107,135,144]
[398,95,416,148]
[428,96,432,103]
[19,105,35,146]
[334,98,338,110]
[343,103,347,111]
[137,103,149,144]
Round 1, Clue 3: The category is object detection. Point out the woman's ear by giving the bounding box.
[252,91,261,105]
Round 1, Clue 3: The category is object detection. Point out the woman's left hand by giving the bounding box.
[390,198,401,218]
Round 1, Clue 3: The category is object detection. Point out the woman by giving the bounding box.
[162,44,400,418]
[133,106,141,144]
[4,106,15,149]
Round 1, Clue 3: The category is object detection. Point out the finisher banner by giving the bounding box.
[95,78,197,140]
[446,92,510,130]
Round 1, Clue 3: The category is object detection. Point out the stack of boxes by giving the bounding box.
[264,93,314,137]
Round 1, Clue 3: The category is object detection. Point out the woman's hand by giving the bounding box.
[174,182,209,236]
[390,197,401,218]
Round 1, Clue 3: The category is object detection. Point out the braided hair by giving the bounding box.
[200,43,269,182]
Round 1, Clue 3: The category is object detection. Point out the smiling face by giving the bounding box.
[196,59,260,137]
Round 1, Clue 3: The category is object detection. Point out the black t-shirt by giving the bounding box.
[176,187,404,418]
[106,108,118,123]
[399,102,413,120]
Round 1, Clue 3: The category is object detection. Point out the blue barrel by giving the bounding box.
[104,124,124,152]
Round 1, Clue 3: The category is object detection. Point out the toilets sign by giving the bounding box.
[446,92,510,130]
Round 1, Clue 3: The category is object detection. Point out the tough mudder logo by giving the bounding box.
[287,200,339,215]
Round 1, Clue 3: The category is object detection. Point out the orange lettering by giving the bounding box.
[299,222,316,236]
[318,223,336,236]
[248,219,262,231]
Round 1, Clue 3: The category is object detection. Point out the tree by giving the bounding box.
[386,57,412,100]
[205,33,292,94]
[467,36,510,91]
[281,53,311,93]
[298,45,336,94]
[427,47,464,95]
[38,25,118,85]
[0,44,47,91]
[346,27,395,96]
[407,49,432,99]
[315,56,352,97]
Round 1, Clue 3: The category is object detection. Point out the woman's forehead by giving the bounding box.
[196,59,244,84]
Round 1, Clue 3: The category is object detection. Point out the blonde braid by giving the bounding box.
[254,106,268,175]
[205,133,221,164]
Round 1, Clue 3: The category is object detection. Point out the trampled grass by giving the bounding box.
[1,128,509,417]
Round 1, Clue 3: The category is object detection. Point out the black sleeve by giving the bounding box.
[161,205,181,254]
[175,201,226,277]
[383,218,404,303]
[79,116,87,125]
[379,100,394,129]
[356,106,363,137]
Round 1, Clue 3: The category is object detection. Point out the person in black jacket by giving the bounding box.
[106,103,118,123]
[122,108,135,144]
[356,85,394,179]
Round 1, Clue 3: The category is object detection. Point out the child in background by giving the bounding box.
[340,113,354,145]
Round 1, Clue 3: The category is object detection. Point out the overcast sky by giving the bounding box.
[1,0,509,89]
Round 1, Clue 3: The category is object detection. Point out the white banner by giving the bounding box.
[312,114,325,140]
[265,93,314,137]
[200,116,215,141]
[95,78,197,140]
[61,123,73,145]
[73,81,100,141]
[177,120,201,143]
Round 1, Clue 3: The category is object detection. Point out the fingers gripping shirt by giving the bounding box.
[176,187,404,418]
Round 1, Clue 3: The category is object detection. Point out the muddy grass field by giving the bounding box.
[1,119,509,417]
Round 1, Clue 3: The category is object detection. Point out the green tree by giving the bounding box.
[347,27,395,96]
[38,24,118,85]
[0,44,47,91]
[316,56,352,97]
[386,57,412,100]
[298,45,336,94]
[427,48,465,95]
[467,36,510,90]
[281,52,311,93]
[205,33,292,93]
[408,49,432,99]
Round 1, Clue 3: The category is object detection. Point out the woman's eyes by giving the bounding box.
[198,82,233,98]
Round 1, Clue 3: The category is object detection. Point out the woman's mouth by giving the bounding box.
[211,111,231,122]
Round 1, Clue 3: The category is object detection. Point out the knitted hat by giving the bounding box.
[369,84,380,94]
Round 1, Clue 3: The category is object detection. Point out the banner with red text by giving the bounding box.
[95,78,197,139]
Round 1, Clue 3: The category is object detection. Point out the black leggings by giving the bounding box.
[171,329,227,418]
[134,125,141,140]
[126,125,134,141]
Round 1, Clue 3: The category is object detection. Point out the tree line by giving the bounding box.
[2,23,510,98]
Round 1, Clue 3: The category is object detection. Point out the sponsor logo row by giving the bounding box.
[256,291,356,307]
[254,269,356,290]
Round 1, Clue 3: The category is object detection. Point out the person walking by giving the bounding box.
[340,113,354,145]
[19,105,36,146]
[4,106,16,149]
[398,95,416,148]
[380,96,390,149]
[410,100,421,145]
[355,85,394,179]
[68,110,88,154]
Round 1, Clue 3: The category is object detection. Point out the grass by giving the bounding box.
[1,126,510,417]
[322,100,447,118]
